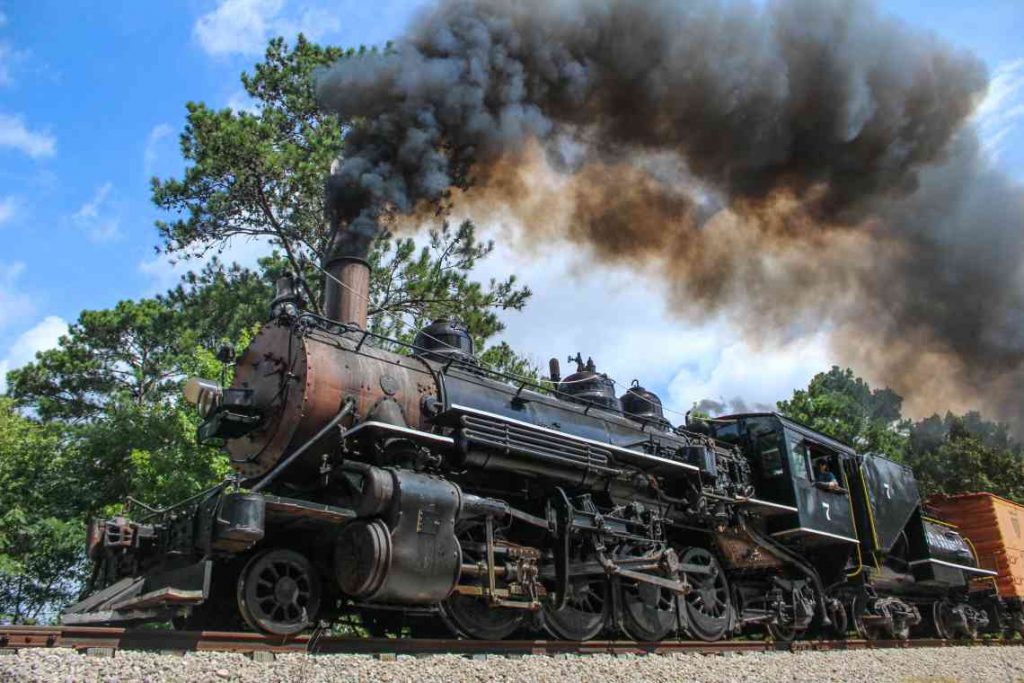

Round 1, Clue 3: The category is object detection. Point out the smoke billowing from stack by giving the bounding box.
[317,0,1024,430]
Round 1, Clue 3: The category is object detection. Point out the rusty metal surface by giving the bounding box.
[226,323,440,481]
[3,626,1023,656]
[325,259,370,329]
[929,493,1024,598]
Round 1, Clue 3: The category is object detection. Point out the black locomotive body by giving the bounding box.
[709,414,995,639]
[64,227,998,642]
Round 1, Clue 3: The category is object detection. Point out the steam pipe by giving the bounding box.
[251,398,355,492]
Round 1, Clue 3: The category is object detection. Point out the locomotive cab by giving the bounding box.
[714,413,859,549]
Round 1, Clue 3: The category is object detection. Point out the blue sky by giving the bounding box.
[0,0,1022,410]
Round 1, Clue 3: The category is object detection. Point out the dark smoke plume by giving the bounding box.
[317,0,1024,429]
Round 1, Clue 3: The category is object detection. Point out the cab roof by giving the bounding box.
[717,411,858,456]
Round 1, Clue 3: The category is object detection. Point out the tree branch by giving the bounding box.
[254,184,321,311]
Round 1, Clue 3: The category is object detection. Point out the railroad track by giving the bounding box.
[2,626,1022,658]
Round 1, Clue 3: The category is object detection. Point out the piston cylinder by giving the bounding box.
[334,469,462,604]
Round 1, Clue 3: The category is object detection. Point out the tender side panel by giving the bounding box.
[859,453,920,554]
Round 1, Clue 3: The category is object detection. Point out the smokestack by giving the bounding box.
[322,215,377,329]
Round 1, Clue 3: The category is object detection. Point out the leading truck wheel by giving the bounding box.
[237,549,321,635]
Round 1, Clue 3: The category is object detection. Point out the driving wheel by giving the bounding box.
[619,578,678,641]
[441,524,526,639]
[927,599,957,640]
[678,547,731,642]
[237,548,321,635]
[541,575,610,641]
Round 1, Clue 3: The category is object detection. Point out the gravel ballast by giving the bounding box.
[4,646,1024,683]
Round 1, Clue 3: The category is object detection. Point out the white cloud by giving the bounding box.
[139,235,273,294]
[0,261,34,331]
[0,112,56,158]
[975,58,1024,161]
[0,315,68,395]
[470,226,832,423]
[3,315,67,368]
[0,195,15,225]
[193,0,340,57]
[73,182,111,221]
[0,40,29,88]
[665,335,831,416]
[226,89,259,114]
[143,123,174,178]
[72,182,120,242]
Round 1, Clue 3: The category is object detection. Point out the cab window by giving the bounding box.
[789,439,812,480]
[806,442,845,493]
[747,418,785,479]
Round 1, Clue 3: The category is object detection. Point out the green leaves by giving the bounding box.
[0,513,84,624]
[8,299,193,421]
[152,36,348,307]
[367,221,532,367]
[0,398,86,622]
[776,366,909,459]
[777,367,1024,502]
[905,414,1024,501]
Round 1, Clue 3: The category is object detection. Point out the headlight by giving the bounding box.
[183,377,223,417]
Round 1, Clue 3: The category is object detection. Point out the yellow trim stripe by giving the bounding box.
[922,515,958,530]
[856,464,883,571]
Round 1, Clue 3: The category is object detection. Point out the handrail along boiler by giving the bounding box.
[64,218,1003,641]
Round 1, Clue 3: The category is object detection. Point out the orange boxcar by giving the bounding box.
[928,493,1024,599]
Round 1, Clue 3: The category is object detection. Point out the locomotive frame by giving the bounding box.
[64,222,1006,643]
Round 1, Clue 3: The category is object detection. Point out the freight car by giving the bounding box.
[63,219,997,642]
[927,493,1024,638]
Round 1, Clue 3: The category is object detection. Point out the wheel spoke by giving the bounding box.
[240,550,320,635]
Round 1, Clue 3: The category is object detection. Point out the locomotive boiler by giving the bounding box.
[64,218,999,643]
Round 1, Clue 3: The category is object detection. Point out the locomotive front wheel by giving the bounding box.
[237,548,321,635]
[541,576,610,641]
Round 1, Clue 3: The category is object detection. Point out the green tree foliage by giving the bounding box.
[778,368,1024,502]
[776,366,908,460]
[905,414,1024,501]
[0,35,539,623]
[8,299,196,422]
[151,36,348,307]
[6,294,239,516]
[0,399,85,622]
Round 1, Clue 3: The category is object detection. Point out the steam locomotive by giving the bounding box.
[64,221,1005,642]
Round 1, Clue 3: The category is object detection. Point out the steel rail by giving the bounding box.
[2,627,1022,657]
